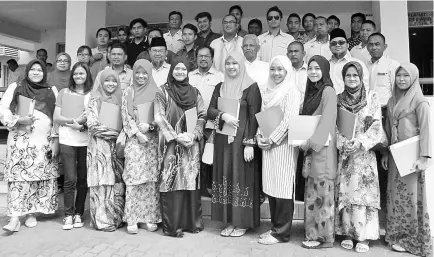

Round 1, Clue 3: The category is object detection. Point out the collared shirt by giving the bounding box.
[163,29,184,53]
[258,30,294,63]
[289,33,305,43]
[136,49,175,65]
[188,67,224,110]
[304,38,333,63]
[176,44,199,71]
[195,30,222,47]
[152,62,171,87]
[244,59,269,90]
[291,62,308,105]
[126,38,149,67]
[301,33,316,44]
[209,34,244,73]
[347,36,362,51]
[7,66,25,86]
[350,42,390,67]
[329,53,370,95]
[92,65,133,92]
[367,55,400,106]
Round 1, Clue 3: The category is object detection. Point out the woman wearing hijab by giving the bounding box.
[1,59,59,232]
[87,69,125,232]
[208,52,262,237]
[256,56,301,245]
[121,59,160,234]
[48,52,72,91]
[335,62,384,253]
[154,58,205,237]
[381,63,432,256]
[299,55,337,249]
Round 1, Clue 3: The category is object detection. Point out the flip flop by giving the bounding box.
[302,241,333,249]
[355,242,370,253]
[341,239,354,250]
[258,234,281,245]
[230,227,248,237]
[220,225,235,237]
[259,230,272,239]
[391,244,407,252]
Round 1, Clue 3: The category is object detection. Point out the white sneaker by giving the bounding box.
[62,216,73,230]
[73,215,84,228]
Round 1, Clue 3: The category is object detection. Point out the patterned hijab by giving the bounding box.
[388,62,428,144]
[301,55,334,115]
[220,52,255,100]
[47,52,71,91]
[165,58,197,110]
[127,59,158,116]
[337,61,367,113]
[10,59,56,120]
[92,69,122,112]
[262,55,295,110]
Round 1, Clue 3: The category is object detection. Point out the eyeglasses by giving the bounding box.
[197,55,212,60]
[223,21,236,25]
[267,16,280,21]
[57,59,70,63]
[151,49,165,54]
[330,40,346,47]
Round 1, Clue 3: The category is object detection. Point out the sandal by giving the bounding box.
[391,244,407,252]
[259,230,272,239]
[301,241,333,249]
[258,234,281,245]
[230,227,248,237]
[220,225,235,237]
[355,242,370,253]
[341,239,354,250]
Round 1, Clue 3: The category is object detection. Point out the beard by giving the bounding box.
[152,59,164,68]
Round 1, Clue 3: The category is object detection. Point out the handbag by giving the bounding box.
[202,129,215,165]
[116,129,127,158]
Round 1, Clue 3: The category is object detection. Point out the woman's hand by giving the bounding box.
[345,140,361,154]
[221,113,239,128]
[138,123,150,133]
[17,115,38,125]
[244,146,254,162]
[413,157,430,172]
[136,132,148,144]
[176,133,194,147]
[64,119,83,130]
[381,154,389,170]
[51,138,59,158]
[258,137,272,151]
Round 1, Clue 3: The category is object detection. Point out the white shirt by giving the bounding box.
[291,62,308,104]
[152,62,171,87]
[351,42,390,67]
[329,53,370,95]
[210,35,244,73]
[367,55,400,106]
[163,30,184,53]
[7,66,25,86]
[188,67,224,110]
[304,38,333,63]
[245,58,269,90]
[258,30,294,63]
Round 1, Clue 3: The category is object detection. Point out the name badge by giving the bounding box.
[377,73,387,76]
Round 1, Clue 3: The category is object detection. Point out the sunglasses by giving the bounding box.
[267,15,280,21]
[330,40,347,47]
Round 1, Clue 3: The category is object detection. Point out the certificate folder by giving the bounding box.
[337,108,357,140]
[255,106,284,138]
[287,115,322,145]
[217,97,240,137]
[17,95,35,117]
[389,136,420,177]
[185,107,197,134]
[61,93,85,119]
[137,102,154,124]
[99,102,122,131]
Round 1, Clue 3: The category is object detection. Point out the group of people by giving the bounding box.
[1,4,432,257]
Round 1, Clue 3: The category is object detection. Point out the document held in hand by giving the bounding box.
[287,115,322,145]
[17,95,35,117]
[137,102,154,124]
[337,108,357,140]
[217,97,240,136]
[99,102,122,131]
[389,135,420,177]
[185,107,197,134]
[61,93,85,119]
[255,106,284,138]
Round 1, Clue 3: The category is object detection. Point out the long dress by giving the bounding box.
[121,86,161,225]
[384,98,432,256]
[154,85,205,237]
[302,87,337,243]
[335,92,383,241]
[208,82,262,229]
[0,82,59,216]
[87,97,125,230]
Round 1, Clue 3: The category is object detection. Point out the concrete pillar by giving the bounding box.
[372,0,410,63]
[65,0,106,64]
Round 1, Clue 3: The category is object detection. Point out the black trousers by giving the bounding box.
[377,106,389,210]
[268,196,294,242]
[60,144,88,216]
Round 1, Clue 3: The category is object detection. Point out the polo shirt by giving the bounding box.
[188,67,224,110]
[152,62,171,87]
[367,55,400,106]
[92,65,133,92]
[258,30,294,62]
[163,30,184,53]
[126,38,149,67]
[329,53,370,95]
[209,34,244,73]
[195,30,222,47]
[244,59,269,90]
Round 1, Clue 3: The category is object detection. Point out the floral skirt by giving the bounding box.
[89,183,125,230]
[304,177,335,243]
[335,205,380,241]
[123,182,161,225]
[7,180,58,216]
